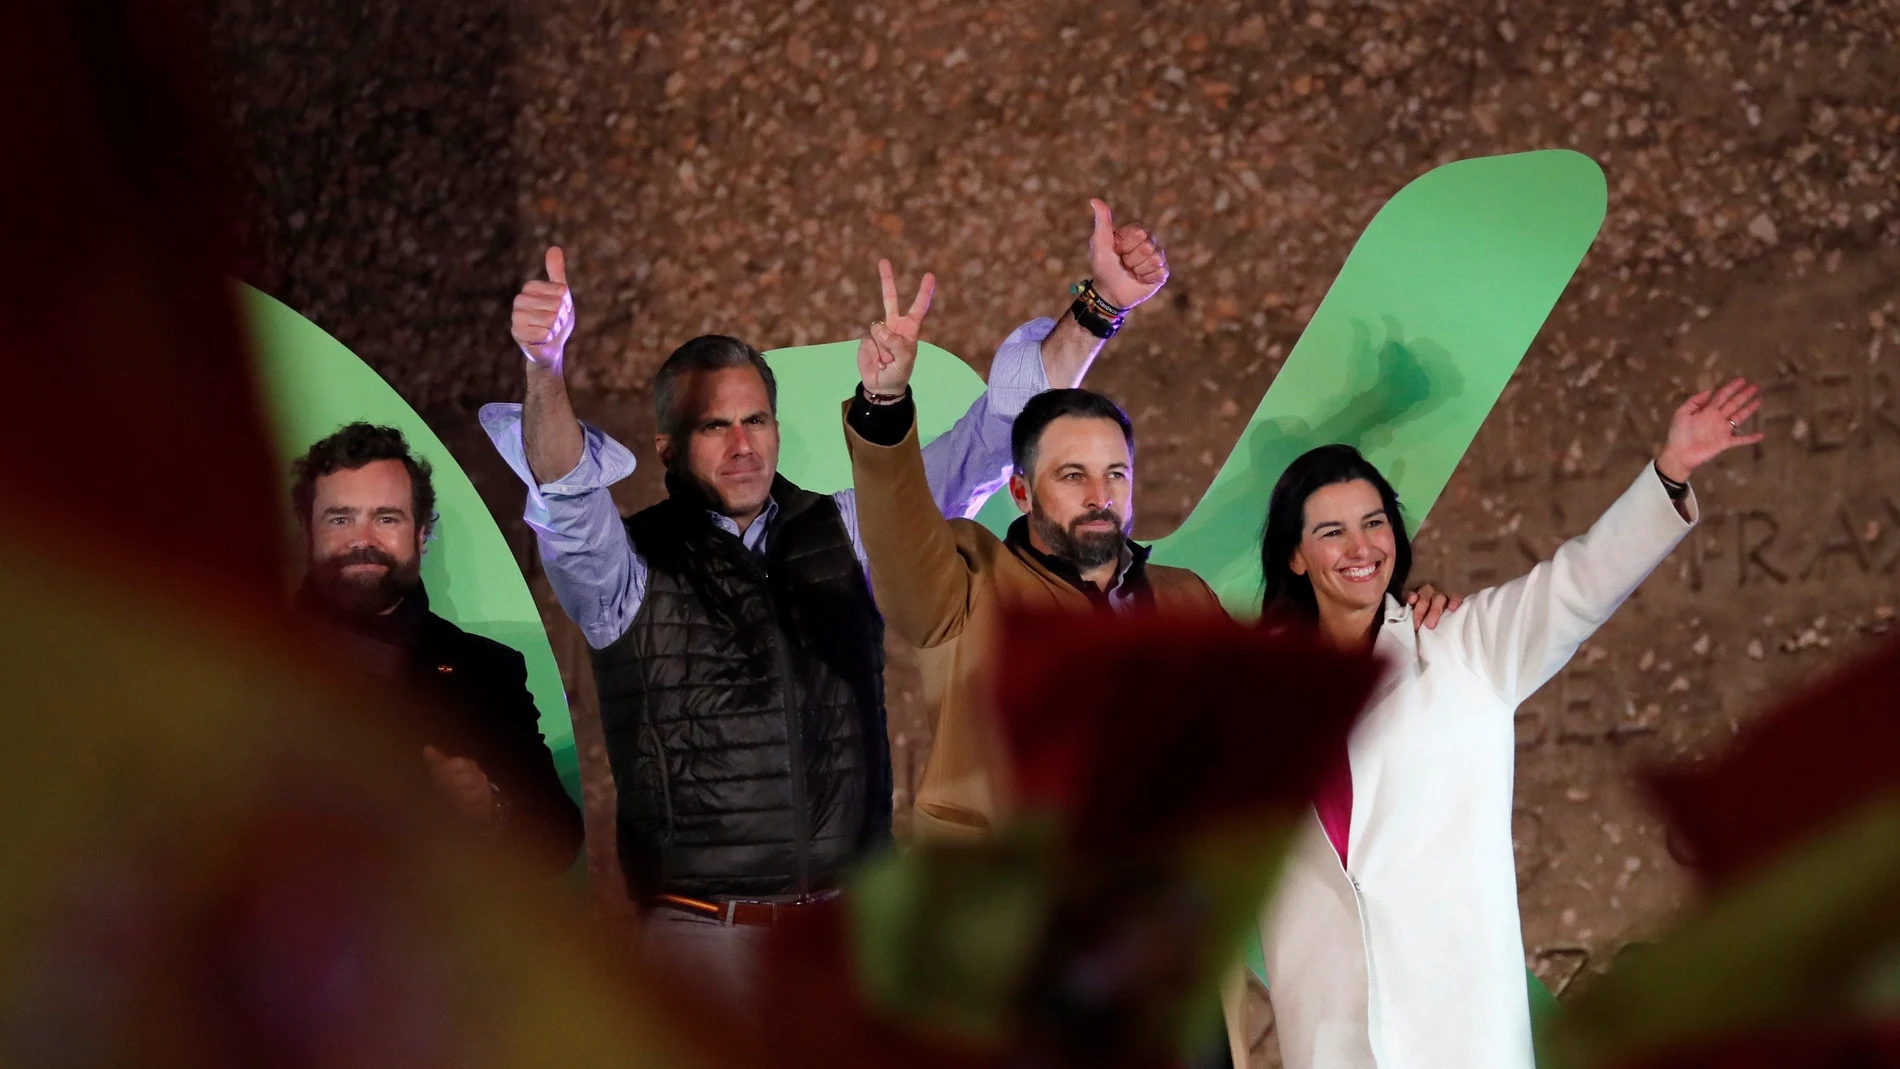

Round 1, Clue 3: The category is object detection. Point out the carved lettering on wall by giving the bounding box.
[1737,510,1789,587]
[1458,331,1899,1001]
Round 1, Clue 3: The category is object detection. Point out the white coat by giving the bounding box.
[1243,464,1697,1069]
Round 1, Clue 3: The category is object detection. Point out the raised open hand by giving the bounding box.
[856,258,936,396]
[1657,377,1764,481]
[512,246,574,370]
[1088,198,1169,311]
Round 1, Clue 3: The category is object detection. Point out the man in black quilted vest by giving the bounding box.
[480,201,1168,1010]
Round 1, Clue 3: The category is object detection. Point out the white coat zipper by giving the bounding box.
[1319,806,1384,1065]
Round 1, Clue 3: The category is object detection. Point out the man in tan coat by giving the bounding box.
[842,262,1467,1068]
[843,246,1222,838]
[842,299,1462,844]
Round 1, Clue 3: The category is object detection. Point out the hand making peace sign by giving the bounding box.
[856,258,937,397]
[1656,377,1765,482]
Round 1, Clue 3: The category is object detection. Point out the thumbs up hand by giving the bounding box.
[1087,199,1168,311]
[512,246,575,370]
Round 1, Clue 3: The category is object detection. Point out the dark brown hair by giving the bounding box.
[290,423,438,534]
[1259,444,1411,619]
[1010,388,1135,475]
[653,335,778,441]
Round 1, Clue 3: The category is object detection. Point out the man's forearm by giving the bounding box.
[843,399,978,649]
[1038,310,1107,388]
[523,363,584,485]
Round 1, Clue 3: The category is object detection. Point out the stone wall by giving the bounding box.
[209,1,1900,1061]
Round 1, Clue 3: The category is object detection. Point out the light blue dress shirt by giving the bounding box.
[481,318,1056,648]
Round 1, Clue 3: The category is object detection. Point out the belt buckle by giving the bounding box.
[719,898,766,927]
[705,891,839,928]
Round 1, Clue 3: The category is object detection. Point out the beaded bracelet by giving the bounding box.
[1069,278,1128,339]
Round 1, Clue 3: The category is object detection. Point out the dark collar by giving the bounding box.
[1004,517,1152,606]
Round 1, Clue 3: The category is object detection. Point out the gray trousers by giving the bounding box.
[639,907,769,1021]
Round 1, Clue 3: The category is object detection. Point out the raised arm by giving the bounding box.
[484,246,646,650]
[881,198,1172,522]
[513,247,584,484]
[842,262,982,648]
[1449,380,1762,703]
[907,319,1051,521]
[1037,197,1170,389]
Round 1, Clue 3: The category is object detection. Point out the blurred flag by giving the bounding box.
[1538,636,1900,1069]
[753,609,1374,1069]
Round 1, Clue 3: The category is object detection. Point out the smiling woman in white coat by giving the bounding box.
[1244,379,1765,1069]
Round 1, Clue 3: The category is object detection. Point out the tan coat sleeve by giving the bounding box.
[843,401,984,649]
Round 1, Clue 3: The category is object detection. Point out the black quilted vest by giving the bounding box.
[593,473,892,899]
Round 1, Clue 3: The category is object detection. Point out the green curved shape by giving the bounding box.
[1148,149,1608,610]
[773,152,1608,588]
[243,149,1601,1020]
[765,339,995,498]
[766,150,1604,1017]
[243,286,579,803]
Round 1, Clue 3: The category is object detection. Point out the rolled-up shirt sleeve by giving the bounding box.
[865,315,1055,514]
[921,317,1053,519]
[478,403,646,649]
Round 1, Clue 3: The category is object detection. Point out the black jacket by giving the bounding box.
[296,583,584,873]
[592,473,892,900]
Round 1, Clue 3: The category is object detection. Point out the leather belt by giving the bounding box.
[649,892,839,927]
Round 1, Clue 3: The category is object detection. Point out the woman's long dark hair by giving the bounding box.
[1259,444,1412,620]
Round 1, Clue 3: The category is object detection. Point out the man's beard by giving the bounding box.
[310,545,423,616]
[1031,500,1128,571]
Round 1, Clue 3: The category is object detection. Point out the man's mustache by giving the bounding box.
[1070,508,1124,532]
[329,545,400,569]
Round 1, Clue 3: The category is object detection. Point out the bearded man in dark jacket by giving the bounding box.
[292,423,583,874]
